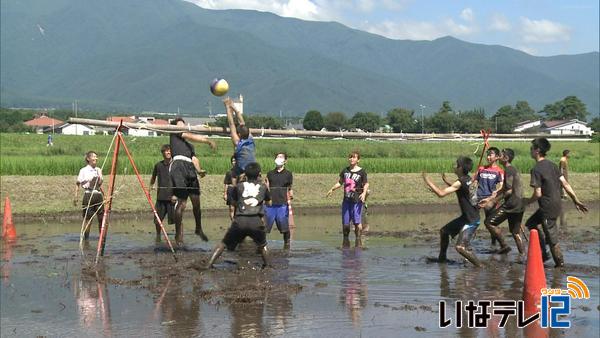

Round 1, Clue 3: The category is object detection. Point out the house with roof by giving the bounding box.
[541,119,592,136]
[513,120,542,133]
[44,123,97,135]
[24,114,64,133]
[106,116,170,137]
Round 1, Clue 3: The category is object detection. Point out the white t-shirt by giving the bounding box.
[77,165,103,190]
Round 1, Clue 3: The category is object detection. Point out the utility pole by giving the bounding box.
[73,100,78,135]
[419,104,426,134]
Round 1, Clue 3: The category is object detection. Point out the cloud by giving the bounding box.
[520,17,571,43]
[489,13,511,31]
[460,8,474,22]
[365,14,479,41]
[380,0,410,11]
[187,0,331,21]
[356,0,375,12]
[516,45,537,55]
[365,20,442,40]
[444,18,477,35]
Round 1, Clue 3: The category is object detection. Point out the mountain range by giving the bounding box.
[1,0,598,117]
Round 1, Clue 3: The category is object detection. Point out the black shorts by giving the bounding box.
[222,215,267,251]
[154,200,174,226]
[82,191,104,220]
[525,209,559,246]
[441,215,480,247]
[486,207,524,233]
[170,160,200,199]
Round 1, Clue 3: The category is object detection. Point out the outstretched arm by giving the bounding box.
[181,133,216,150]
[423,172,460,197]
[223,98,240,146]
[441,173,453,186]
[560,176,588,212]
[230,103,246,126]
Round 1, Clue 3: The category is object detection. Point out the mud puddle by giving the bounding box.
[1,208,599,337]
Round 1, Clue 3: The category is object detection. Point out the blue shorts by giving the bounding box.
[265,205,289,233]
[342,200,363,226]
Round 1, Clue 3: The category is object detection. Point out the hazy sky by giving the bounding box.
[187,0,599,56]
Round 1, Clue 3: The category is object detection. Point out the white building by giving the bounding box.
[233,94,244,115]
[126,122,158,137]
[49,123,97,135]
[542,119,592,136]
[513,120,541,133]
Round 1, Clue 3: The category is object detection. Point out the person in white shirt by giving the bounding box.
[74,151,104,240]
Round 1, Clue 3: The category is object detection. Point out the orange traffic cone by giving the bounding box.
[522,229,546,314]
[2,196,16,240]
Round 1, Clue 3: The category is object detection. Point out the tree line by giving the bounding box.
[303,96,598,134]
[1,95,598,134]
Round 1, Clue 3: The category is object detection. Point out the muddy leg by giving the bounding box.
[283,232,291,250]
[190,194,208,241]
[229,206,235,221]
[550,244,564,268]
[342,226,351,248]
[207,242,225,268]
[259,245,270,269]
[510,226,525,256]
[174,198,187,245]
[536,225,550,262]
[484,206,498,246]
[455,245,482,267]
[485,223,510,254]
[439,228,449,262]
[455,227,482,267]
[354,224,363,248]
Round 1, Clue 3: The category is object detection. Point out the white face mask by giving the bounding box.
[275,157,285,166]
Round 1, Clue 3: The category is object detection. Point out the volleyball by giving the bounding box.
[210,78,229,96]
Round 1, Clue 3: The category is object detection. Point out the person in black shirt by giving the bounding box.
[480,148,526,257]
[327,151,369,248]
[525,138,587,268]
[223,156,236,220]
[169,117,216,246]
[150,144,174,242]
[207,162,272,269]
[423,156,482,267]
[265,152,294,249]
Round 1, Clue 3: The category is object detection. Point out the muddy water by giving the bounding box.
[1,208,599,337]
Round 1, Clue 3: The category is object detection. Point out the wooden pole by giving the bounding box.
[68,117,480,140]
[68,117,587,140]
[96,126,122,263]
[117,133,178,262]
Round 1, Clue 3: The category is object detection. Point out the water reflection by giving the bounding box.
[72,264,112,335]
[339,245,368,327]
[0,239,15,283]
[158,281,203,338]
[265,256,294,336]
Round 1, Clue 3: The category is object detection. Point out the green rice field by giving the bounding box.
[1,133,598,175]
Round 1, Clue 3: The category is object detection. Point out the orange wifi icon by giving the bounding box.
[566,276,590,299]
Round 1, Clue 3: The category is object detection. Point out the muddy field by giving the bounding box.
[1,207,599,337]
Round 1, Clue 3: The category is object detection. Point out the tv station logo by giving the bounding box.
[439,276,590,329]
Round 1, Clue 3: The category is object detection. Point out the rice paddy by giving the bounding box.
[1,134,598,175]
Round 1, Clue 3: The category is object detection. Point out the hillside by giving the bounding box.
[1,0,598,116]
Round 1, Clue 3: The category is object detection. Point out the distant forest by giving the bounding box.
[2,95,598,134]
